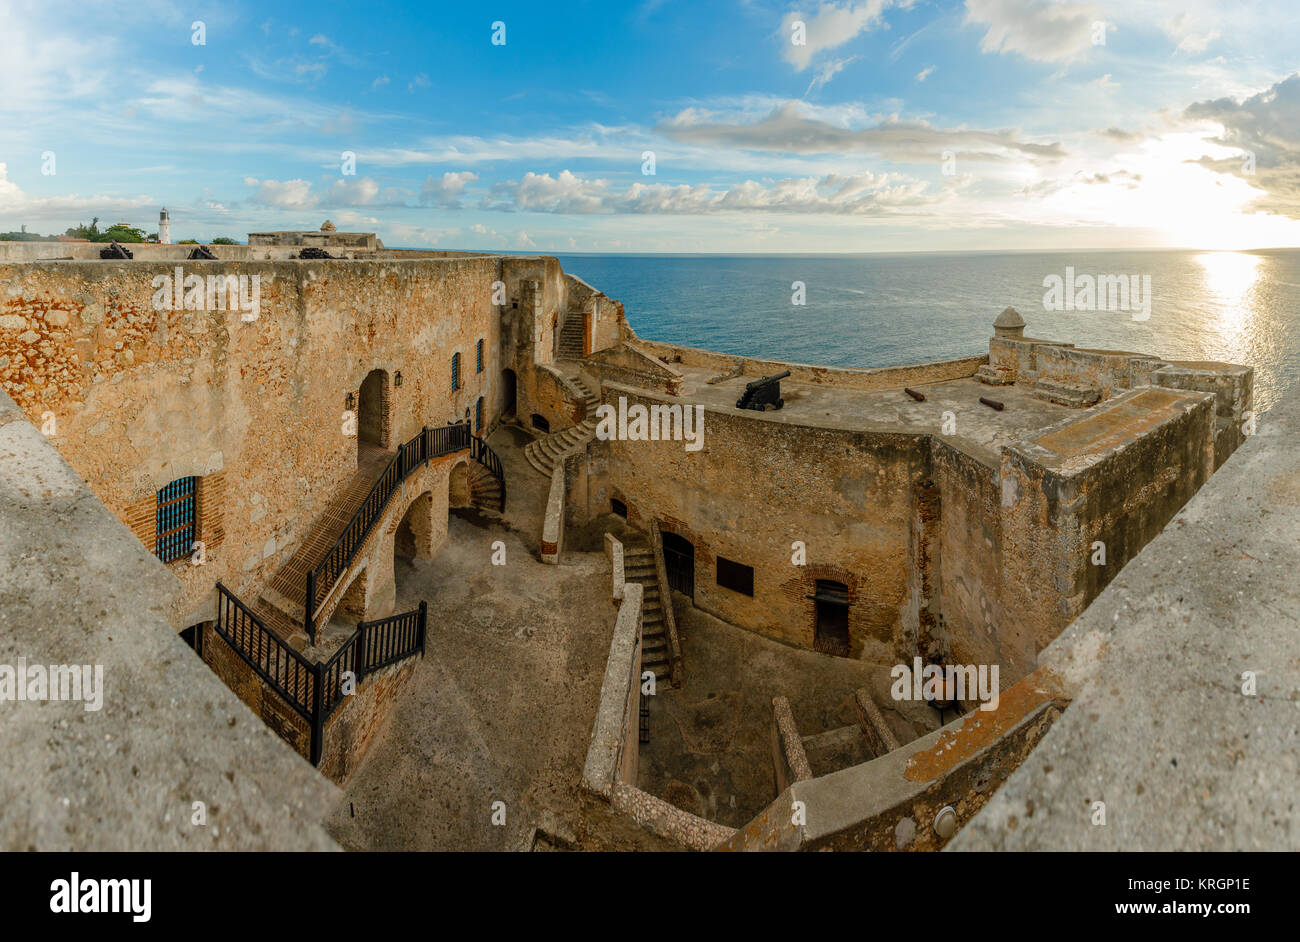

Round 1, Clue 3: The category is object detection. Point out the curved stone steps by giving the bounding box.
[523,418,597,476]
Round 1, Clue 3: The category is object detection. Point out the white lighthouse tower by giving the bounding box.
[158,208,171,245]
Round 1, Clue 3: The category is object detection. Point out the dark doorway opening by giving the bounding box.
[358,368,387,452]
[812,580,850,657]
[502,369,517,419]
[662,531,694,598]
[531,413,550,434]
[610,498,627,518]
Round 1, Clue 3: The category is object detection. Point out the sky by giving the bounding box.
[1,0,1298,253]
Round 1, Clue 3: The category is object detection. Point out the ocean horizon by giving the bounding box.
[543,248,1300,416]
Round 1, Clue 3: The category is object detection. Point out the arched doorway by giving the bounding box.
[358,368,388,459]
[448,463,472,509]
[501,369,517,419]
[662,532,694,598]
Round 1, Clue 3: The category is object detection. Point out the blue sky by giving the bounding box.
[2,0,1299,252]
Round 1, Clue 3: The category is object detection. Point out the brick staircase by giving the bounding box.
[623,535,671,680]
[557,314,585,361]
[255,444,393,652]
[523,376,600,476]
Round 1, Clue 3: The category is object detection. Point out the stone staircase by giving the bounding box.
[1031,377,1102,408]
[523,376,600,476]
[467,461,504,513]
[256,443,394,652]
[623,536,671,680]
[557,315,585,361]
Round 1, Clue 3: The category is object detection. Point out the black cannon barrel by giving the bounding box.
[745,369,792,390]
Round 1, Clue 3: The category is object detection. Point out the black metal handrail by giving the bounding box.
[307,423,470,640]
[358,600,428,677]
[215,583,315,719]
[212,586,428,766]
[469,433,506,511]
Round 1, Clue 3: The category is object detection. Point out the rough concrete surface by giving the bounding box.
[952,386,1300,850]
[0,390,338,850]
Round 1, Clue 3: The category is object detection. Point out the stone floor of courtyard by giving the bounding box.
[324,426,674,851]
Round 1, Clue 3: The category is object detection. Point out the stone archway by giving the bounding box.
[449,462,472,509]
[395,491,436,561]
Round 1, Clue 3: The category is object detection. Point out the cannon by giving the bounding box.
[735,370,791,411]
[99,240,133,259]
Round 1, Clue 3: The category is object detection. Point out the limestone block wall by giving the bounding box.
[589,385,927,661]
[937,386,1219,685]
[0,257,504,626]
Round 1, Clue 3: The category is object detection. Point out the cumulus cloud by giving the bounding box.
[482,168,937,216]
[243,177,316,209]
[0,162,154,221]
[656,100,1065,163]
[915,65,935,81]
[781,1,908,71]
[1185,73,1300,217]
[964,0,1107,64]
[243,176,410,209]
[420,171,478,209]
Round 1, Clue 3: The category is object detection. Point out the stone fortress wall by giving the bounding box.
[0,250,625,629]
[0,242,1254,847]
[572,313,1250,690]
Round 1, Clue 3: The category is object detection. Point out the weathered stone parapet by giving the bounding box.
[952,383,1300,851]
[581,582,642,799]
[0,389,338,850]
[855,688,902,756]
[771,696,813,791]
[719,668,1068,852]
[604,532,625,602]
[540,462,565,564]
[611,782,736,851]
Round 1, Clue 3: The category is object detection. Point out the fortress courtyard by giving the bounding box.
[0,237,1289,853]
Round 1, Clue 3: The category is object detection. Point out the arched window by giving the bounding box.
[451,352,461,390]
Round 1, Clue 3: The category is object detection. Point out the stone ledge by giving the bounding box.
[0,389,338,851]
[951,384,1300,851]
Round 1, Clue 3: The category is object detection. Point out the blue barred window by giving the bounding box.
[156,477,197,563]
[451,352,461,390]
[476,339,484,373]
[475,397,483,432]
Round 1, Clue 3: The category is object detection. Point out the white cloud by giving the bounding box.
[964,0,1106,64]
[916,65,935,81]
[420,171,478,209]
[482,168,937,216]
[781,1,908,71]
[806,57,856,94]
[657,100,1065,163]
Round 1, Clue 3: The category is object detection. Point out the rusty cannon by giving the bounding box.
[736,370,791,411]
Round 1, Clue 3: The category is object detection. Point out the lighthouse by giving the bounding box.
[158,208,171,245]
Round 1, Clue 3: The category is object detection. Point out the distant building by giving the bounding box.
[247,219,381,251]
[158,208,171,245]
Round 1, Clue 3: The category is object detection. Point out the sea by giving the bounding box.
[554,249,1300,416]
